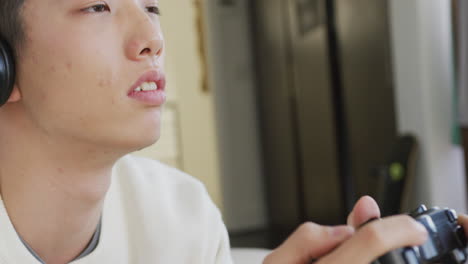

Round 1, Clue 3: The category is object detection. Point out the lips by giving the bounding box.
[127,70,167,106]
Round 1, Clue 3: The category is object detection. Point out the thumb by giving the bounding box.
[347,196,380,228]
[263,223,354,264]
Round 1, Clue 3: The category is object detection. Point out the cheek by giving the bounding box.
[19,48,117,130]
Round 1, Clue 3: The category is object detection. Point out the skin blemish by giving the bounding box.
[98,79,112,88]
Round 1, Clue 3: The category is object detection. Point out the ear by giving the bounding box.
[6,84,22,103]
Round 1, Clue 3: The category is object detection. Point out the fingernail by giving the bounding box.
[331,225,355,238]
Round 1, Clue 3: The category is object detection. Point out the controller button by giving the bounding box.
[445,209,458,222]
[418,215,437,233]
[412,205,428,215]
[451,249,467,262]
[420,240,438,260]
[403,249,421,264]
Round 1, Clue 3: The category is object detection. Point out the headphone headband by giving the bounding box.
[0,37,15,107]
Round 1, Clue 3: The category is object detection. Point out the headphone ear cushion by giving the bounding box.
[0,38,16,107]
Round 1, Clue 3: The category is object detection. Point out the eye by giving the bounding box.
[82,3,111,13]
[147,6,161,15]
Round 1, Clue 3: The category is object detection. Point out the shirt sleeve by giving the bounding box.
[215,220,234,264]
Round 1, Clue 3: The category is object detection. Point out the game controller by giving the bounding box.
[372,205,467,264]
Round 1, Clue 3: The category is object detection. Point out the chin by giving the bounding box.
[126,130,161,153]
[101,126,161,155]
[98,111,163,154]
[135,134,161,151]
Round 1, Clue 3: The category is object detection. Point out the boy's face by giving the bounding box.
[15,0,165,152]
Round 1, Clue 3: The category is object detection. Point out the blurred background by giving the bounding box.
[133,0,468,250]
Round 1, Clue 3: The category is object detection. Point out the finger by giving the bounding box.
[320,215,428,264]
[347,196,381,228]
[459,214,468,237]
[263,223,354,264]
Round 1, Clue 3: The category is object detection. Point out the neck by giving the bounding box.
[0,112,124,264]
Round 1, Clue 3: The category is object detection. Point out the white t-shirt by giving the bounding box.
[0,155,233,264]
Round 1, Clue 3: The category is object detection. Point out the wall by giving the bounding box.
[389,0,467,213]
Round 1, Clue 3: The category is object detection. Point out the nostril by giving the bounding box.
[140,48,151,55]
[156,47,163,57]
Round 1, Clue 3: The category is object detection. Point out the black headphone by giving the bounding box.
[0,37,16,107]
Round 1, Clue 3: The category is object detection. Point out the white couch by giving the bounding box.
[231,248,271,264]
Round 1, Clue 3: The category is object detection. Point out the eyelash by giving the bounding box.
[82,3,161,16]
[82,3,110,13]
[147,6,161,16]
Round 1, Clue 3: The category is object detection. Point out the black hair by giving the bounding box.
[0,0,27,58]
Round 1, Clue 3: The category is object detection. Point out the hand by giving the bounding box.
[263,196,428,264]
[262,222,355,264]
[459,214,468,238]
[315,215,427,263]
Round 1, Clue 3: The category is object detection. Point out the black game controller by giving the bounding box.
[372,205,467,264]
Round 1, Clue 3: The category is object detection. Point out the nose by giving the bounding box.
[125,9,164,61]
